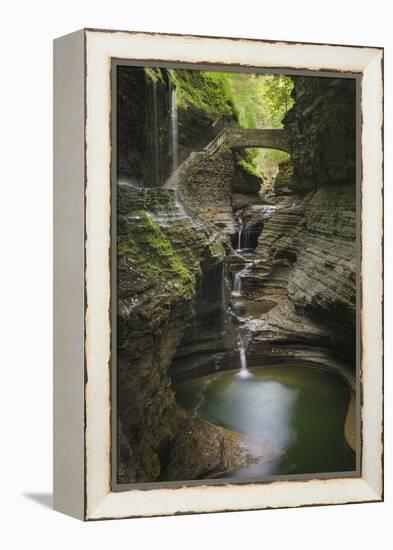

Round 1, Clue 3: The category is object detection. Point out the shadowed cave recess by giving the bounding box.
[116,66,357,484]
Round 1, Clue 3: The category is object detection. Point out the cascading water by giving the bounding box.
[152,81,160,185]
[171,87,179,172]
[163,85,190,219]
[244,226,250,249]
[232,262,253,297]
[237,223,243,250]
[237,335,251,378]
[233,273,241,297]
[221,263,227,317]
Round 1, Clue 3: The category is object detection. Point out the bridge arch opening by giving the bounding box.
[238,146,291,194]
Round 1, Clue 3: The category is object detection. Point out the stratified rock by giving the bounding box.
[117,70,358,484]
[117,183,229,483]
[160,407,283,481]
[253,184,356,363]
[117,67,172,186]
[180,147,237,234]
[240,75,357,367]
[274,159,294,195]
[232,159,262,195]
[284,76,356,191]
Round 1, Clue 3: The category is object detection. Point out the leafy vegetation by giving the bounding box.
[170,69,238,120]
[144,67,164,83]
[233,148,262,182]
[228,73,293,183]
[169,69,293,130]
[143,67,294,183]
[229,73,293,129]
[259,75,294,127]
[118,210,195,297]
[256,149,290,189]
[170,69,294,181]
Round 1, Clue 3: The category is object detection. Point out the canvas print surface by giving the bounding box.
[115,65,357,485]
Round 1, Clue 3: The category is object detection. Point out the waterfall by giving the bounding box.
[152,81,160,185]
[232,262,252,297]
[163,85,189,219]
[244,226,250,249]
[221,262,227,321]
[171,87,179,172]
[233,272,242,297]
[237,336,251,378]
[237,224,243,250]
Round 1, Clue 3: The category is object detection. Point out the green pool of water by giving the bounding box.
[231,299,276,317]
[175,365,355,478]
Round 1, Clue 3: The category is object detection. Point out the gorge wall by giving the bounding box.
[117,183,235,482]
[116,69,357,484]
[284,76,356,192]
[247,76,357,368]
[116,66,256,482]
[117,67,172,186]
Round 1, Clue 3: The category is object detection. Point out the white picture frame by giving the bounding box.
[53,28,383,521]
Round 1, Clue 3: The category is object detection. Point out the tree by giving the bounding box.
[260,75,294,127]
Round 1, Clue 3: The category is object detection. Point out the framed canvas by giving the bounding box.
[53,28,383,521]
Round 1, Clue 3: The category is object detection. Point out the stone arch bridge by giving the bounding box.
[204,127,291,155]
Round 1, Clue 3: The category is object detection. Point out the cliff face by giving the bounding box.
[117,183,237,482]
[253,185,356,361]
[284,76,356,191]
[177,146,262,239]
[117,67,173,186]
[117,67,237,187]
[116,70,357,484]
[251,76,357,365]
[116,67,261,483]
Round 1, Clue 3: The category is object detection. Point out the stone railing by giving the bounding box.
[204,127,292,155]
[203,128,231,155]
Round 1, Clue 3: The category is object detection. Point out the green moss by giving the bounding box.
[236,157,261,178]
[169,69,238,121]
[118,210,195,298]
[143,188,174,212]
[144,67,164,83]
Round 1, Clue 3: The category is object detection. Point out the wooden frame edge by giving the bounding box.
[78,30,383,520]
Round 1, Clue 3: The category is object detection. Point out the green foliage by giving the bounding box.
[228,73,293,129]
[144,67,164,83]
[169,69,238,120]
[229,73,268,128]
[256,149,290,189]
[236,156,261,178]
[259,75,294,127]
[168,68,293,182]
[227,73,293,180]
[169,68,293,129]
[118,210,195,297]
[143,188,174,212]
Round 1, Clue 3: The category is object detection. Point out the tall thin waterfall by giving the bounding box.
[171,87,179,172]
[244,226,249,249]
[232,262,252,297]
[233,272,242,297]
[237,224,243,250]
[152,81,160,185]
[221,263,227,318]
[237,335,251,378]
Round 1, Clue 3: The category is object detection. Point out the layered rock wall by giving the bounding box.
[117,67,172,186]
[254,185,356,361]
[284,76,356,191]
[117,184,231,482]
[116,71,358,484]
[253,76,357,365]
